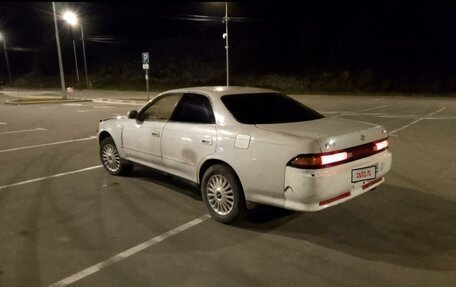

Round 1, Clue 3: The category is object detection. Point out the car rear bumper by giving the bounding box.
[283,149,392,211]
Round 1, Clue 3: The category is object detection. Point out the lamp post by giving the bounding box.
[223,2,229,86]
[63,10,89,89]
[0,33,12,83]
[63,11,80,83]
[52,2,67,99]
[80,24,89,88]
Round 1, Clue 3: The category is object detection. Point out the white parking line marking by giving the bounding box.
[0,165,102,191]
[0,136,97,153]
[77,106,117,113]
[62,103,83,106]
[320,111,354,114]
[376,114,421,118]
[359,105,388,112]
[421,116,456,120]
[0,122,7,125]
[390,107,447,134]
[49,214,211,287]
[93,105,115,109]
[321,112,454,119]
[0,128,47,135]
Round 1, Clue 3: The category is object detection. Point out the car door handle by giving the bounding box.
[201,139,213,145]
[152,131,160,137]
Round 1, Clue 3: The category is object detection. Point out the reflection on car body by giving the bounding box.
[98,86,392,223]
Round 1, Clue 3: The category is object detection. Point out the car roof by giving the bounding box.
[158,86,279,99]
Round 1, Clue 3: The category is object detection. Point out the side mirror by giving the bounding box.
[127,110,138,119]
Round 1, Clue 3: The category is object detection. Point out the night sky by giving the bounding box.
[1,1,456,92]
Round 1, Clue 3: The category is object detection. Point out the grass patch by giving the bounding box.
[4,70,456,97]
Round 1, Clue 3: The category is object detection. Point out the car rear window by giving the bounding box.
[221,93,324,124]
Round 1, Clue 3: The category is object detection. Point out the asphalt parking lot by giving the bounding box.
[1,91,455,287]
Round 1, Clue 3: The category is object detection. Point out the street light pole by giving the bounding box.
[72,37,80,82]
[224,2,229,86]
[64,11,90,89]
[52,2,67,100]
[63,11,80,84]
[80,23,89,88]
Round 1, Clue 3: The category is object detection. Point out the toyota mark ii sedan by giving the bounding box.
[98,86,392,223]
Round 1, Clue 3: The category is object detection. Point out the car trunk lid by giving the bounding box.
[256,117,387,152]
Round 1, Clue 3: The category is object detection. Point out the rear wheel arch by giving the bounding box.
[199,159,241,186]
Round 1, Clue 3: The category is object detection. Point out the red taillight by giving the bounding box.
[289,137,389,169]
[290,151,348,169]
[374,140,388,151]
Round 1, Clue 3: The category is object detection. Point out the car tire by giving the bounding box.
[201,164,247,224]
[99,137,133,176]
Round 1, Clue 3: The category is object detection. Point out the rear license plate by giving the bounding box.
[351,166,376,183]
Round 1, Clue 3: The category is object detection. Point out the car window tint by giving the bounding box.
[141,94,183,121]
[221,93,324,124]
[170,93,215,124]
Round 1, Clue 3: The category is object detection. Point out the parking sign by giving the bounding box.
[142,52,149,64]
[142,52,149,69]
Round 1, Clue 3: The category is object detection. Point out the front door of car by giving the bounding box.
[122,94,183,168]
[161,93,217,182]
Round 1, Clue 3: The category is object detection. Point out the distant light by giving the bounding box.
[63,11,78,26]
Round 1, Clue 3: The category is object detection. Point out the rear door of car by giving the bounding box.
[122,93,182,167]
[161,93,217,182]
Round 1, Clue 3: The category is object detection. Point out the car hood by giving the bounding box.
[255,117,387,152]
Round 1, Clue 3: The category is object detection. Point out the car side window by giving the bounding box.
[170,93,215,124]
[140,94,183,121]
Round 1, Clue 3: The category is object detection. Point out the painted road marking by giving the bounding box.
[92,99,145,106]
[320,112,454,119]
[0,136,97,153]
[421,116,456,120]
[49,214,211,287]
[390,107,447,134]
[62,103,83,106]
[321,111,407,117]
[77,110,101,113]
[0,122,7,125]
[320,110,354,114]
[93,105,115,109]
[359,105,389,112]
[0,165,102,191]
[0,128,47,135]
[77,105,117,112]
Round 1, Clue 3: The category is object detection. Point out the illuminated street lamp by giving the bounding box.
[0,33,12,83]
[63,10,89,89]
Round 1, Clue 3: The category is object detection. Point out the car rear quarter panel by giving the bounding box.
[206,125,320,208]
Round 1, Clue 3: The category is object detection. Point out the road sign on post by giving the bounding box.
[142,52,150,100]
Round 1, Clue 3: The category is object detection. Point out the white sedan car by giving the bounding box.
[98,86,392,223]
